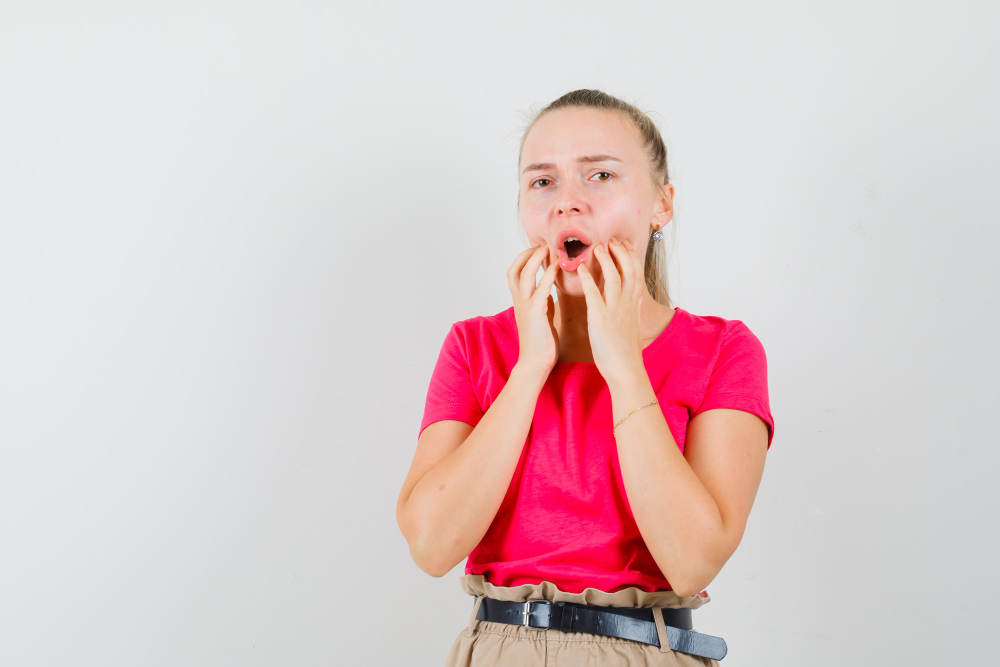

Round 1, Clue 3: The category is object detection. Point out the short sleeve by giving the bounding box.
[417,322,486,441]
[691,321,775,450]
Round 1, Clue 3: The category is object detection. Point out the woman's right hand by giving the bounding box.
[507,244,561,375]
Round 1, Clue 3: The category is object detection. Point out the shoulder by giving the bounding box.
[440,306,518,363]
[450,306,516,340]
[676,307,767,360]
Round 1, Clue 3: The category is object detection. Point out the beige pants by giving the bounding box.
[445,575,722,667]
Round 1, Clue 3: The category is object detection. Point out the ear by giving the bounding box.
[651,183,675,230]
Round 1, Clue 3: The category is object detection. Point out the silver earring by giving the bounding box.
[651,227,663,242]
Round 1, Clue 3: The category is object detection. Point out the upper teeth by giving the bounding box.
[565,236,580,243]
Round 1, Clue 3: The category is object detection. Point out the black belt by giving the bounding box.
[474,596,728,661]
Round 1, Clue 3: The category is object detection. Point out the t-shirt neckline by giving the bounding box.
[504,305,686,374]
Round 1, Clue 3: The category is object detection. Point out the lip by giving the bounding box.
[557,243,594,272]
[555,226,593,246]
[554,226,595,272]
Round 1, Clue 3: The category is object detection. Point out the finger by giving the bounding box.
[576,262,605,309]
[520,245,549,296]
[607,239,636,301]
[532,252,560,306]
[507,245,539,293]
[608,238,635,282]
[592,243,621,306]
[507,244,544,298]
[624,239,645,300]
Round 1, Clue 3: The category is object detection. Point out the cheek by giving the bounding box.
[520,200,546,226]
[599,195,637,222]
[520,217,545,240]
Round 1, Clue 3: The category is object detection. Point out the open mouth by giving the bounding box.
[563,237,591,259]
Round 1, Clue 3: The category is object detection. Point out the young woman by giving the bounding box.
[397,89,774,666]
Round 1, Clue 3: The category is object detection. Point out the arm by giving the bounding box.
[396,362,549,577]
[608,367,768,596]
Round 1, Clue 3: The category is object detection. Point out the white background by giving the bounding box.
[1,1,997,665]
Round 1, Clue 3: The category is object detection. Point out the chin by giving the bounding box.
[556,275,589,296]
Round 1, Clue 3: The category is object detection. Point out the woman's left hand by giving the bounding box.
[577,237,647,386]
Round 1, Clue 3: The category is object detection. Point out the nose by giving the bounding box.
[557,202,582,217]
[555,180,587,217]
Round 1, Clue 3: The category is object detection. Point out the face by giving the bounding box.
[518,106,673,295]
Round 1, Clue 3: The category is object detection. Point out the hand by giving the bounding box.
[576,238,646,385]
[507,244,561,374]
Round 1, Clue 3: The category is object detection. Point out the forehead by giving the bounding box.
[521,107,641,165]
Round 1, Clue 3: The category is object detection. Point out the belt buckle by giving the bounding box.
[522,599,549,628]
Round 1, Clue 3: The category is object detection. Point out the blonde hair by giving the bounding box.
[514,89,675,307]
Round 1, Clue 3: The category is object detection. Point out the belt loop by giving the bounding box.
[467,595,485,637]
[651,607,673,653]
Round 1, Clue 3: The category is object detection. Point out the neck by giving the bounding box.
[553,284,668,355]
[554,290,588,334]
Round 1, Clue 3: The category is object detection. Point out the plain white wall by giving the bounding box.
[1,1,997,665]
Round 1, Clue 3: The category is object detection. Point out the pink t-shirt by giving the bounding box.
[417,305,774,596]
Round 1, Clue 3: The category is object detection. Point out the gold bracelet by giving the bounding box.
[612,398,659,439]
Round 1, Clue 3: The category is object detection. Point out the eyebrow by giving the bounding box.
[521,154,623,175]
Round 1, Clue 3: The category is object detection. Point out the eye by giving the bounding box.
[530,172,613,188]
